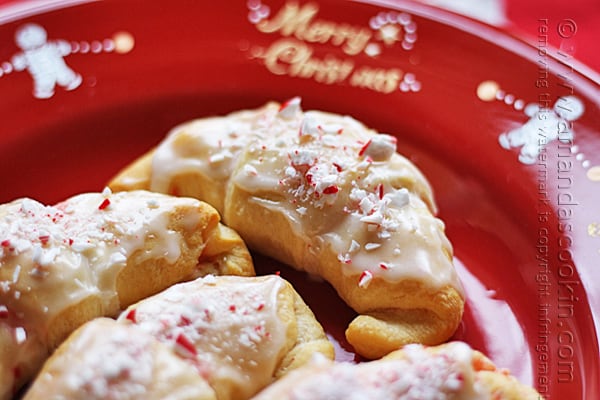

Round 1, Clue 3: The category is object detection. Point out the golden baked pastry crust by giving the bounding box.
[25,276,333,400]
[0,190,254,399]
[109,99,465,360]
[117,274,334,400]
[24,318,218,400]
[251,341,541,399]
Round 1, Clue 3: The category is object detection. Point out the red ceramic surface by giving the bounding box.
[0,1,598,399]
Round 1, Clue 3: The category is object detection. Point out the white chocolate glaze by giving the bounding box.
[50,322,155,399]
[151,100,462,294]
[118,274,288,400]
[151,116,250,184]
[0,190,203,395]
[26,319,215,400]
[259,342,490,399]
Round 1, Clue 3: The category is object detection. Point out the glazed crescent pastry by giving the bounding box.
[251,341,541,399]
[0,189,253,399]
[116,274,334,400]
[24,318,217,400]
[109,98,465,359]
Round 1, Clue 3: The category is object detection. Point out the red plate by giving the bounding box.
[0,0,598,398]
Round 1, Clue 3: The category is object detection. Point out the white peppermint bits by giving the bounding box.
[358,271,373,288]
[358,134,397,161]
[284,342,482,399]
[277,96,301,119]
[176,97,459,294]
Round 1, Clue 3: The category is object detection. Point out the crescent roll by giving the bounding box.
[251,341,541,399]
[24,318,217,400]
[109,98,465,359]
[116,274,334,400]
[0,190,253,399]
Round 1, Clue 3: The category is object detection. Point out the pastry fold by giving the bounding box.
[116,274,334,400]
[110,98,464,359]
[0,190,253,399]
[25,274,333,400]
[251,341,542,399]
[24,318,217,400]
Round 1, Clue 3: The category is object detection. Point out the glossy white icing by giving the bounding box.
[118,274,288,400]
[26,319,214,400]
[258,342,490,399]
[58,323,155,399]
[151,99,462,293]
[0,190,202,395]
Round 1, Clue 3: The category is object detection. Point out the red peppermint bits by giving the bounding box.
[38,235,50,245]
[1,240,10,247]
[323,185,339,195]
[98,198,111,210]
[279,96,300,112]
[279,99,291,112]
[358,271,373,288]
[179,315,192,326]
[377,184,384,200]
[124,309,137,323]
[256,303,265,311]
[175,333,197,356]
[358,139,372,157]
[0,305,9,318]
[229,305,237,312]
[203,309,212,322]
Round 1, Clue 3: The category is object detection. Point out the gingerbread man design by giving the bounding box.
[3,23,134,99]
[498,96,584,164]
[10,23,82,99]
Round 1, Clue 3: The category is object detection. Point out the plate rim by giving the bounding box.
[358,0,600,91]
